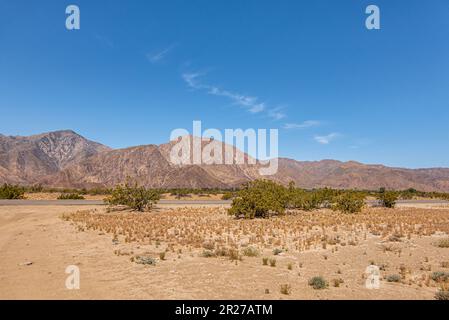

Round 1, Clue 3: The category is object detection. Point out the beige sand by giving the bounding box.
[0,205,448,300]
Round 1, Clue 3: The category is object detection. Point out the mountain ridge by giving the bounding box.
[1,130,449,192]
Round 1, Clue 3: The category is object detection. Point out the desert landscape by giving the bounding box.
[1,200,448,300]
[2,1,448,306]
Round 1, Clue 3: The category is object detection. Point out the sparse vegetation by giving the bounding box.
[242,246,259,257]
[386,274,401,283]
[332,193,365,214]
[135,256,156,266]
[0,183,25,199]
[308,276,328,290]
[377,189,398,208]
[228,180,289,219]
[280,284,291,295]
[57,193,85,200]
[105,182,161,212]
[431,271,449,282]
[436,238,449,248]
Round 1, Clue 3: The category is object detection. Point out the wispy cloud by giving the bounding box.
[267,108,286,121]
[314,133,341,145]
[283,120,321,130]
[182,72,270,115]
[147,44,176,64]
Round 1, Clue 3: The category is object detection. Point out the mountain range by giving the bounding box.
[1,130,449,192]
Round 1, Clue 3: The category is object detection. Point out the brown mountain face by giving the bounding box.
[0,130,110,184]
[1,130,449,192]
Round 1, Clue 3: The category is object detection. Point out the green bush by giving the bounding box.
[308,276,328,289]
[0,183,25,199]
[57,193,85,200]
[221,192,234,200]
[377,189,398,208]
[105,182,161,212]
[332,193,365,214]
[228,180,289,219]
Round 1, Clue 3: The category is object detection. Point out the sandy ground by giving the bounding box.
[24,193,224,201]
[0,204,448,300]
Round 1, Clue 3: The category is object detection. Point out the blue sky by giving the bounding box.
[0,0,448,168]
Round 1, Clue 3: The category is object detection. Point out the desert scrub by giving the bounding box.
[273,248,283,255]
[332,193,365,214]
[105,181,161,212]
[228,180,289,219]
[202,250,216,258]
[135,256,156,266]
[57,193,85,200]
[386,274,401,283]
[0,183,25,199]
[435,290,449,300]
[280,284,292,295]
[287,263,293,270]
[262,257,268,266]
[431,271,449,282]
[269,258,277,267]
[242,246,259,257]
[435,238,449,248]
[159,252,166,261]
[332,278,344,287]
[308,276,328,290]
[377,189,398,208]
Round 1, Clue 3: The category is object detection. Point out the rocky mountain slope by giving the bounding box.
[1,130,449,192]
[0,130,110,184]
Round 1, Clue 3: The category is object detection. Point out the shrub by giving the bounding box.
[57,193,85,200]
[288,189,329,211]
[308,276,328,290]
[431,271,449,282]
[228,180,289,219]
[377,190,398,208]
[105,182,161,212]
[273,248,283,255]
[436,238,449,248]
[228,249,240,261]
[135,256,156,266]
[332,193,365,214]
[0,183,25,199]
[332,278,344,287]
[280,284,291,295]
[435,290,449,300]
[386,274,401,282]
[242,246,259,257]
[262,257,268,266]
[269,258,277,267]
[221,192,234,200]
[201,250,216,258]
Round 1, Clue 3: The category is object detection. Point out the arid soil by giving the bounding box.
[0,204,448,300]
[23,193,224,201]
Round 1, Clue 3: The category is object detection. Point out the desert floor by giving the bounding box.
[0,204,448,300]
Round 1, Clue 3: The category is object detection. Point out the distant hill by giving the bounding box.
[1,130,449,192]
